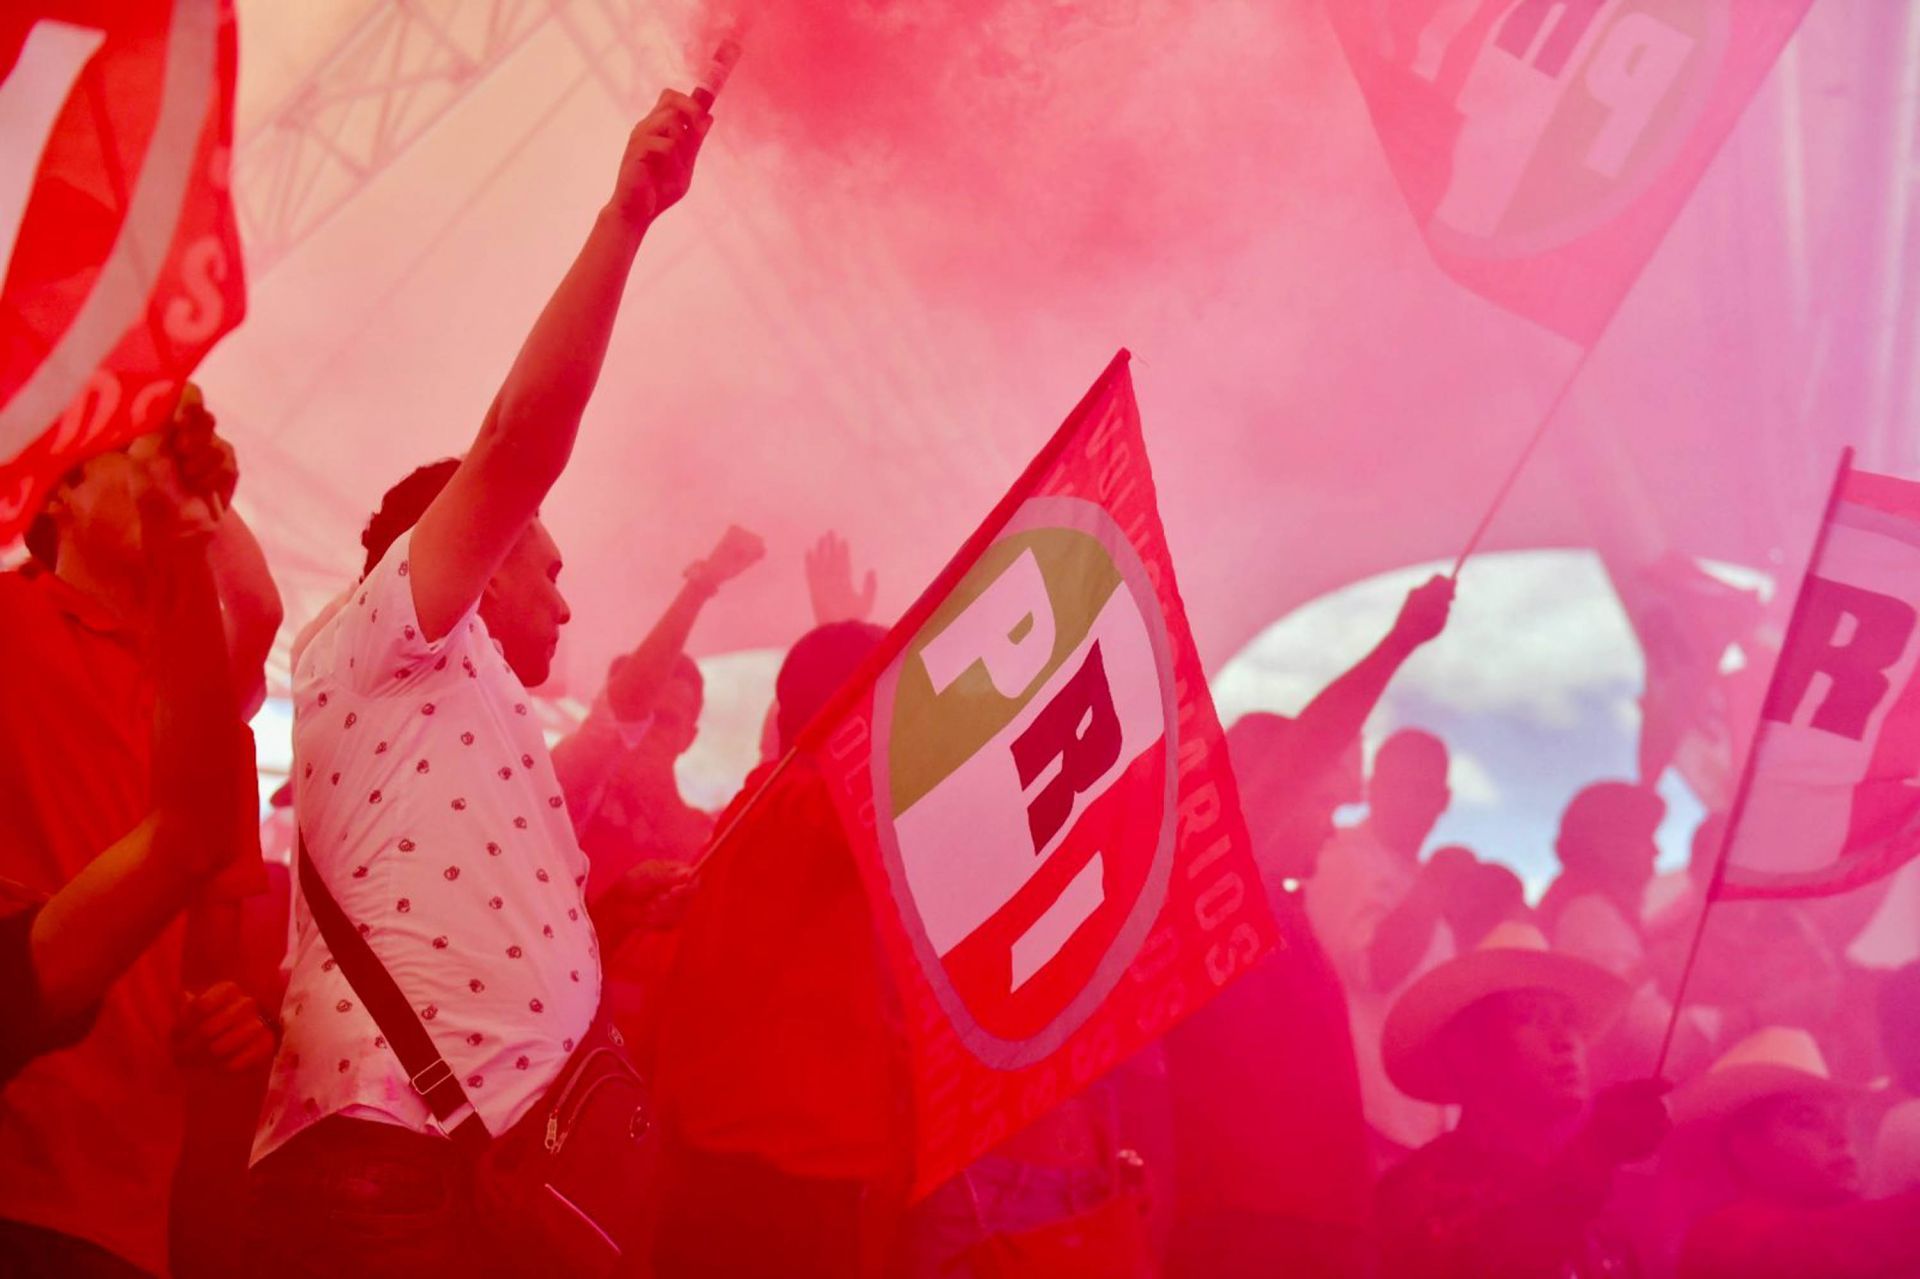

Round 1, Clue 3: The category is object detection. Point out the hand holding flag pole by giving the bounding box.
[1650,447,1855,1078]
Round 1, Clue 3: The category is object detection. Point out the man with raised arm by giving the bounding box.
[0,398,277,1278]
[247,91,711,1275]
[1165,574,1454,1279]
[552,524,762,1056]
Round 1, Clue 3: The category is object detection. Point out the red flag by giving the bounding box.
[0,0,246,537]
[1324,0,1811,344]
[1719,468,1920,900]
[740,352,1275,1196]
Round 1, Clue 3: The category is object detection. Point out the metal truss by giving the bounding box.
[538,0,684,113]
[234,0,559,274]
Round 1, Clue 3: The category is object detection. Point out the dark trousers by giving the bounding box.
[653,1143,868,1279]
[0,1218,151,1278]
[245,1116,509,1279]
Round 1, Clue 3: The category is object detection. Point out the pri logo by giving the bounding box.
[872,496,1177,1067]
[1403,0,1728,257]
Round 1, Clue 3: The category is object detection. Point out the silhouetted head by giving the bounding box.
[363,459,571,688]
[1555,781,1664,899]
[1442,854,1528,950]
[775,621,886,753]
[613,652,704,764]
[656,654,705,755]
[1227,711,1362,887]
[1369,729,1450,858]
[1723,1090,1859,1206]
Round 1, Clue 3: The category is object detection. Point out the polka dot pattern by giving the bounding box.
[256,529,598,1170]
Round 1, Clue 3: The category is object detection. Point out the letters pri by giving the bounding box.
[1325,0,1812,343]
[875,505,1177,1065]
[1721,467,1920,899]
[802,353,1275,1195]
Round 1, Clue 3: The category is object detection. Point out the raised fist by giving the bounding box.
[691,524,765,591]
[609,89,712,227]
[1391,574,1454,649]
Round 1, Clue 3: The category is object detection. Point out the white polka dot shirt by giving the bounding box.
[254,531,600,1164]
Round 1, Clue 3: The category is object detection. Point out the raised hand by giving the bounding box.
[691,524,765,592]
[167,384,239,513]
[127,386,240,546]
[806,531,878,625]
[1390,574,1454,649]
[609,89,713,229]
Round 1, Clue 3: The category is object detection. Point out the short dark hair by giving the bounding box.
[23,511,57,568]
[362,458,460,577]
[775,621,885,752]
[1555,780,1663,868]
[23,459,93,567]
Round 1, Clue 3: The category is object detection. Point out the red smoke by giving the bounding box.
[689,0,1334,302]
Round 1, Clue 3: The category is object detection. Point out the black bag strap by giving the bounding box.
[297,835,490,1152]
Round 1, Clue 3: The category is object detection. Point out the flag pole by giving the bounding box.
[687,747,795,876]
[1451,344,1599,579]
[1650,446,1854,1076]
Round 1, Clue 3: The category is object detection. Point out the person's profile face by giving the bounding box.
[480,519,570,688]
[50,445,146,571]
[1371,745,1451,851]
[645,673,702,760]
[1733,1092,1859,1205]
[1451,987,1590,1115]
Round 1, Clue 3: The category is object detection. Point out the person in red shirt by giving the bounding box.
[2,429,256,1079]
[1162,575,1453,1279]
[653,620,909,1279]
[0,402,279,1277]
[553,526,763,1059]
[1671,1026,1920,1279]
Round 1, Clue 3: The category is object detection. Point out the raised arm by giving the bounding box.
[552,526,760,818]
[1290,574,1453,765]
[30,454,249,1021]
[408,91,712,639]
[131,395,285,715]
[206,510,282,717]
[604,525,763,721]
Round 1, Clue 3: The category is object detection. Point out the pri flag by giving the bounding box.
[1720,467,1920,900]
[797,352,1275,1194]
[0,0,246,538]
[1325,0,1811,344]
